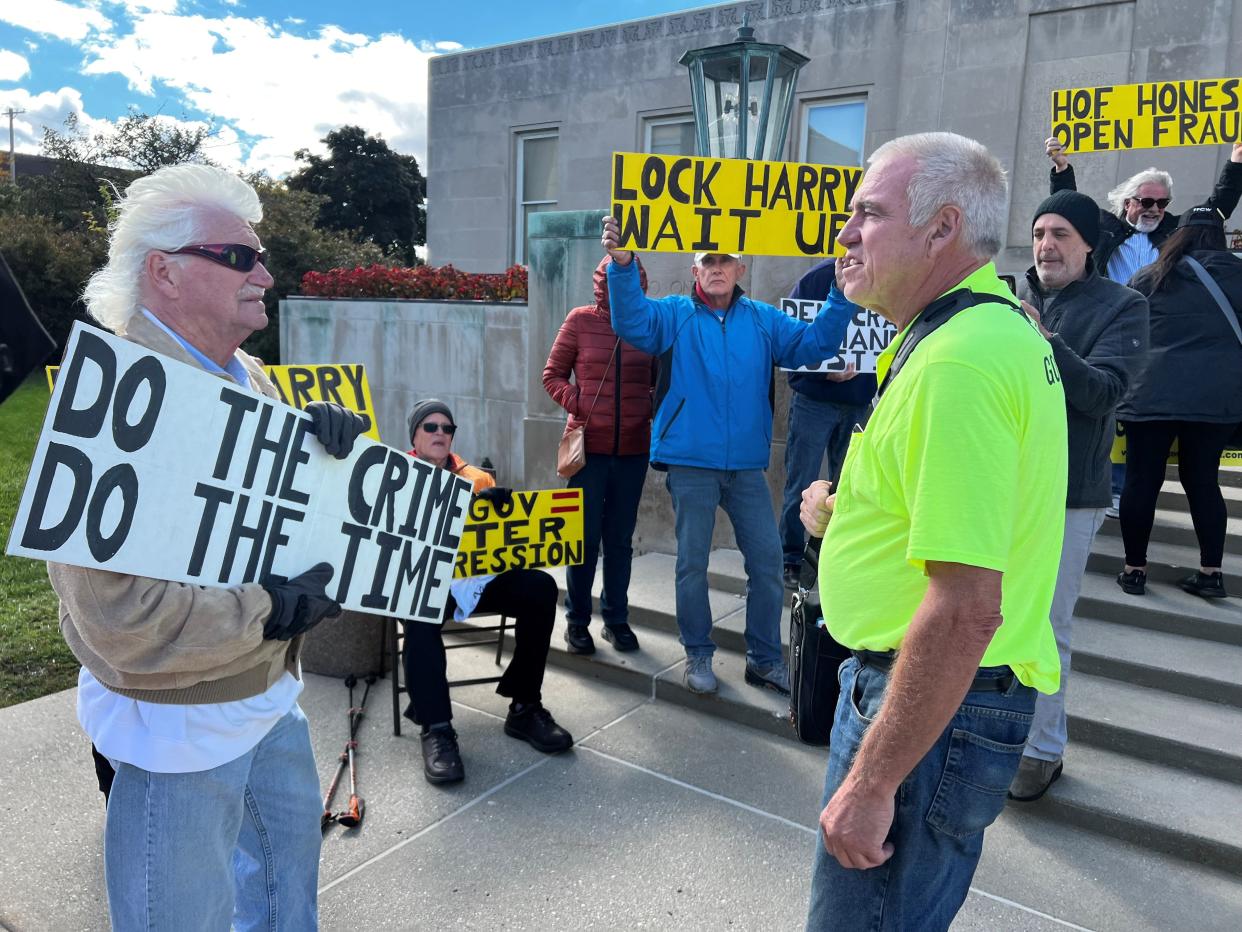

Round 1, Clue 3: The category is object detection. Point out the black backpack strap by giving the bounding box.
[875,289,1022,401]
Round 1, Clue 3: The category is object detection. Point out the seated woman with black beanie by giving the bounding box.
[403,398,572,785]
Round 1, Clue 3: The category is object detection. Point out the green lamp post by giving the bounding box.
[679,14,810,161]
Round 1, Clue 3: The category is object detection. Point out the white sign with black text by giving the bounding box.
[6,322,471,623]
[779,298,898,374]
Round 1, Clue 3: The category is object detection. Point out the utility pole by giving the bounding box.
[3,108,24,184]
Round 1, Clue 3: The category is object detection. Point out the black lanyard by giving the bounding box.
[875,289,1023,402]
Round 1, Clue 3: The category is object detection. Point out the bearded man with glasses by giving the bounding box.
[1044,138,1242,285]
[49,164,369,929]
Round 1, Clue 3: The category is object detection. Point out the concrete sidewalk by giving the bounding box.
[2,646,1240,930]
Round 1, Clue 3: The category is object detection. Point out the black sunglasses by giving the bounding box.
[421,422,457,435]
[1129,197,1170,210]
[167,243,268,272]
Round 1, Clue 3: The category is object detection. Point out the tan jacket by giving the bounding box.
[48,312,301,704]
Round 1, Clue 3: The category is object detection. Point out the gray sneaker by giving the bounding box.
[1007,755,1063,802]
[1105,494,1120,519]
[745,660,791,696]
[683,655,718,694]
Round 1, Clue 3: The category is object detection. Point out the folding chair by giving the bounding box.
[388,612,510,737]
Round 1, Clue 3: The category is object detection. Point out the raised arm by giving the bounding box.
[601,217,685,356]
[1200,142,1242,221]
[1046,137,1077,193]
[769,281,854,370]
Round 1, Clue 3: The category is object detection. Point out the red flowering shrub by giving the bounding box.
[300,263,527,302]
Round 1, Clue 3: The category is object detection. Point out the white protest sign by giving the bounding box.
[779,298,897,374]
[6,322,471,623]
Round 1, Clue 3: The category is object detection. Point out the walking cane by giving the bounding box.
[335,674,376,829]
[321,674,358,831]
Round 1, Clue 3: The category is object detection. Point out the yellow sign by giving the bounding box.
[1052,78,1242,154]
[610,151,862,257]
[453,489,585,578]
[1110,422,1242,468]
[48,363,380,441]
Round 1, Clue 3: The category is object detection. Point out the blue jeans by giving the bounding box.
[104,705,322,931]
[780,393,871,566]
[806,658,1035,931]
[1111,462,1126,498]
[665,465,784,667]
[565,453,649,628]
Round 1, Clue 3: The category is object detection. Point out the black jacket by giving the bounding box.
[1019,267,1149,508]
[1050,160,1242,277]
[1119,250,1242,425]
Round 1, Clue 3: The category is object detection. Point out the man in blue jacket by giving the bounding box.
[600,217,852,695]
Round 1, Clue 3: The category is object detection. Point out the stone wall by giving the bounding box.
[428,0,1242,284]
[280,297,530,486]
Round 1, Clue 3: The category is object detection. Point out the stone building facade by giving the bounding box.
[427,0,1242,302]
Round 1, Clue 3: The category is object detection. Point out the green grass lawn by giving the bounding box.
[0,375,78,708]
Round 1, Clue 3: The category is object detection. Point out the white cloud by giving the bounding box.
[0,85,117,154]
[0,0,111,43]
[0,48,30,80]
[81,12,454,175]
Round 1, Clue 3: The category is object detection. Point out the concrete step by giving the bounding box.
[1096,506,1242,553]
[1073,570,1242,647]
[538,616,795,741]
[1158,480,1242,519]
[1012,743,1242,876]
[548,552,793,659]
[1189,465,1242,488]
[1067,671,1242,783]
[1072,615,1242,707]
[1086,532,1242,587]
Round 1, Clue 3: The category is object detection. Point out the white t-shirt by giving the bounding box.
[79,669,303,773]
[77,311,300,773]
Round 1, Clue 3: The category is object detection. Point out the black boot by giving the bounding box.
[504,702,573,753]
[563,624,595,655]
[420,726,464,785]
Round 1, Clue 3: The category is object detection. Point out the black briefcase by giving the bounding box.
[788,542,851,747]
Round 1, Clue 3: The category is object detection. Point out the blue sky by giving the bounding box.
[0,0,699,175]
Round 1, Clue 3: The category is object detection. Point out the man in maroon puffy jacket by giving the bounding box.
[543,256,658,655]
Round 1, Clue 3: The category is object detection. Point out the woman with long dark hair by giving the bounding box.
[1116,206,1242,598]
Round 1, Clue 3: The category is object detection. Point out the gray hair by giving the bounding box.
[1106,168,1173,215]
[868,132,1008,259]
[83,164,263,332]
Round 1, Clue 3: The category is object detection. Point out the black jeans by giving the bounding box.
[565,452,649,628]
[1119,419,1239,568]
[401,568,557,726]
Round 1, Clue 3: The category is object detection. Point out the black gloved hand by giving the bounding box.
[262,562,342,641]
[474,486,513,508]
[305,401,370,459]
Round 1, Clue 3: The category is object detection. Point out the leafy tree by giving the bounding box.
[241,176,386,363]
[28,110,214,232]
[0,209,106,350]
[287,126,426,264]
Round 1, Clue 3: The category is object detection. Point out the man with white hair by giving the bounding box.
[799,133,1067,929]
[49,163,366,929]
[596,236,852,698]
[1044,140,1242,514]
[1045,139,1242,285]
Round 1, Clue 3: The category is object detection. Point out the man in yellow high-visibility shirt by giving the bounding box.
[799,132,1068,931]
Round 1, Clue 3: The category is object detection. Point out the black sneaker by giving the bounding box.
[1179,571,1228,599]
[420,726,464,785]
[783,564,801,591]
[602,623,640,652]
[504,703,573,753]
[1116,568,1146,595]
[563,624,595,654]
